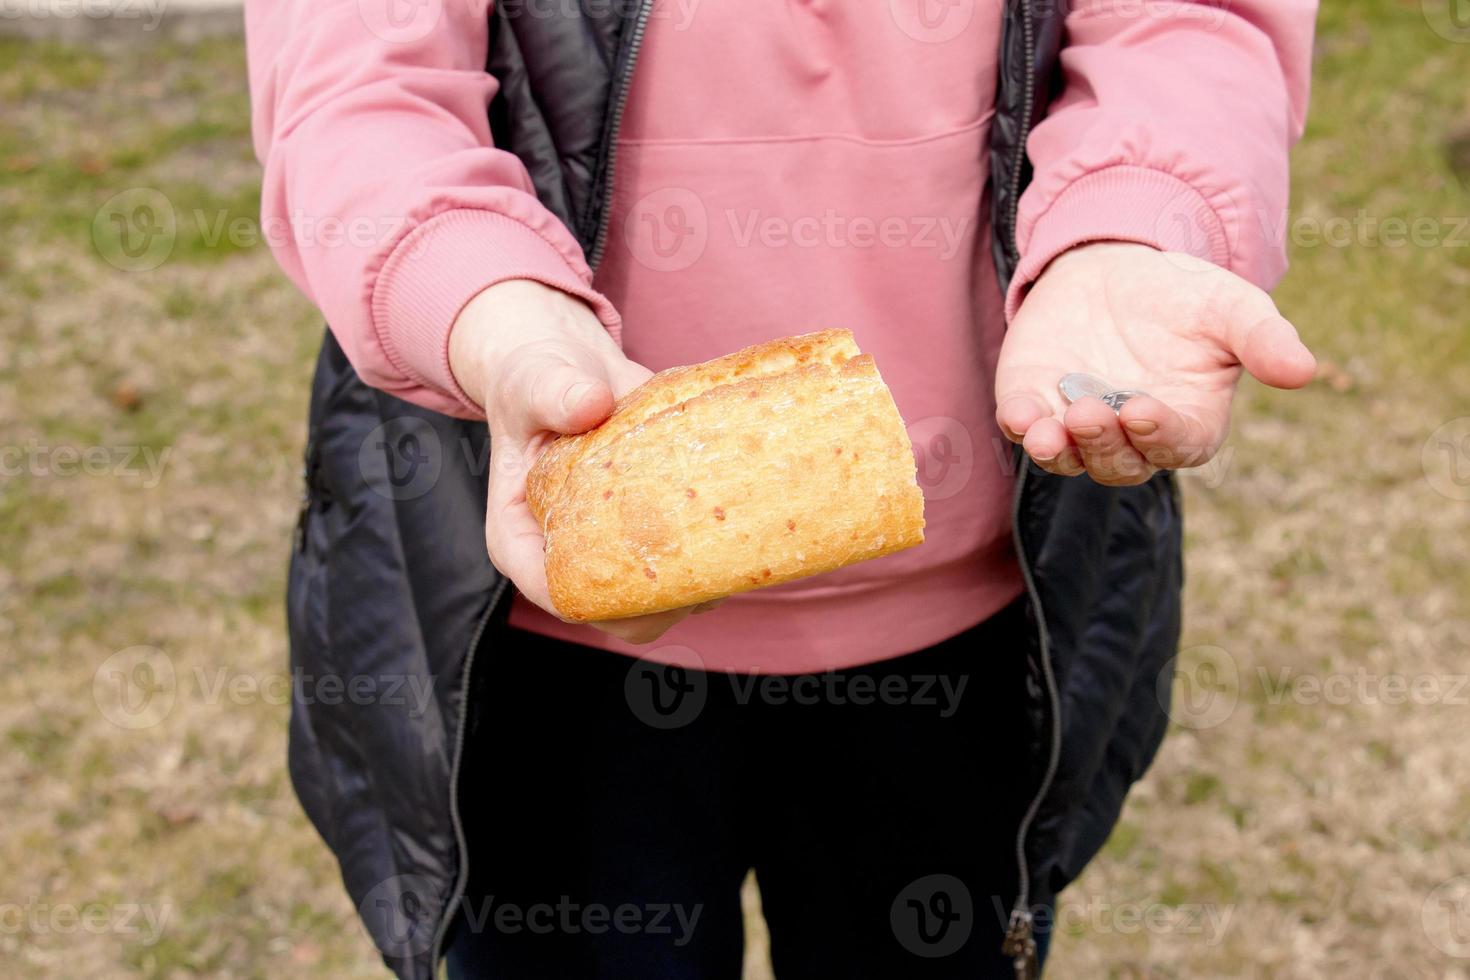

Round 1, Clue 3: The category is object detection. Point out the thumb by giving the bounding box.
[1237,314,1316,390]
[1221,284,1316,390]
[523,359,617,436]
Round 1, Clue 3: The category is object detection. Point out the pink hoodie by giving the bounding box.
[246,0,1316,672]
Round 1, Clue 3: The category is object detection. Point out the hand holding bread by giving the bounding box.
[449,280,708,644]
[452,283,926,642]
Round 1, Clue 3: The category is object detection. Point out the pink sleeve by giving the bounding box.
[245,0,622,419]
[1004,0,1318,320]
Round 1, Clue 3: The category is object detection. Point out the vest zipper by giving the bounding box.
[587,0,655,270]
[1005,0,1037,269]
[428,576,512,973]
[430,4,654,971]
[1001,3,1060,978]
[1002,461,1061,980]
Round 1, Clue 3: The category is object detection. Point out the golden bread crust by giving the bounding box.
[525,329,925,621]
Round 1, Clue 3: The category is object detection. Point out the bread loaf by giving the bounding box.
[526,329,926,622]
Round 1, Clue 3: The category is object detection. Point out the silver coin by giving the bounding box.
[1101,390,1144,411]
[1058,373,1113,403]
[1058,373,1149,415]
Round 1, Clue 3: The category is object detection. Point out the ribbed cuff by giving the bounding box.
[371,209,623,415]
[1004,166,1230,321]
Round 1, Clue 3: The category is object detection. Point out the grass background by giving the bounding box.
[2,2,1469,975]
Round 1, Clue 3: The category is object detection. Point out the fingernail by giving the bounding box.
[562,381,596,414]
[1125,419,1158,435]
[1070,425,1103,438]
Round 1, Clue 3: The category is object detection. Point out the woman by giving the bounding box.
[245,1,1318,976]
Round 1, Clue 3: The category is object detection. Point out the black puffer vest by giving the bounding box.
[286,2,1183,977]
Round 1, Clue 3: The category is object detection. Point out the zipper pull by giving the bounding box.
[1002,906,1040,979]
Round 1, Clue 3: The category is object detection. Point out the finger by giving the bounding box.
[522,360,617,436]
[1021,417,1084,476]
[607,359,656,400]
[1219,284,1316,390]
[1118,395,1222,470]
[1064,398,1154,486]
[593,607,696,645]
[483,423,559,610]
[996,392,1054,443]
[484,490,556,611]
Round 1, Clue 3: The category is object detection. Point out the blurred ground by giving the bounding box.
[1,2,1468,976]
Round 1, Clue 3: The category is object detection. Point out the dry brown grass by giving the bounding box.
[2,2,1468,976]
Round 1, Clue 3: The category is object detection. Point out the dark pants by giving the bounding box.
[447,599,1040,979]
